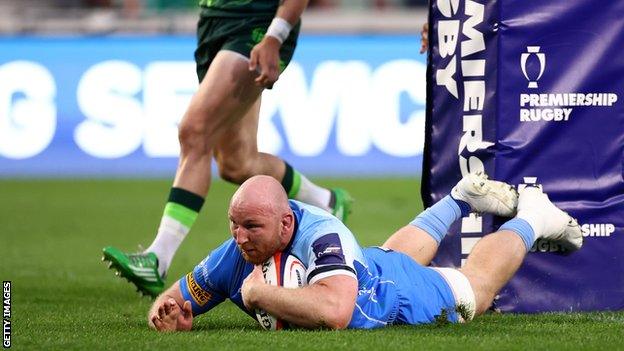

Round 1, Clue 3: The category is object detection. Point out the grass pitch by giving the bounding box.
[1,178,622,350]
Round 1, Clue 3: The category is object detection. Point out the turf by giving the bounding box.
[1,178,622,350]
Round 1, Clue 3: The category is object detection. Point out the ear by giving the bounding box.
[280,211,294,236]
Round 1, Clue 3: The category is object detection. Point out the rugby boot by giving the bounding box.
[102,246,164,298]
[516,186,583,252]
[451,171,518,217]
[330,188,354,224]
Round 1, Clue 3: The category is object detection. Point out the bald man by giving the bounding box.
[148,173,583,331]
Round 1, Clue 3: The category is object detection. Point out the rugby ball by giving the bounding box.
[255,252,306,330]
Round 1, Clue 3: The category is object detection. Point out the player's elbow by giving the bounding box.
[316,276,357,330]
[323,312,351,330]
[319,295,353,330]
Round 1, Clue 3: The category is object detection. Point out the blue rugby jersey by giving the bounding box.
[179,200,455,328]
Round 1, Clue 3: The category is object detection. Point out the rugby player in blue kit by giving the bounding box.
[148,174,583,331]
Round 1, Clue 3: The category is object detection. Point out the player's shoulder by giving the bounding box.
[291,200,345,232]
[289,200,344,228]
[198,237,242,269]
[288,200,356,251]
[289,199,333,217]
[192,237,249,293]
[214,237,239,256]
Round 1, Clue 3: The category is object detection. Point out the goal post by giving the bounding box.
[423,0,624,312]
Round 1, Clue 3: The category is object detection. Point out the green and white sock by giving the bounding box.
[145,187,204,277]
[281,162,331,211]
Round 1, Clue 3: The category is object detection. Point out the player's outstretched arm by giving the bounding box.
[148,281,193,332]
[241,265,357,330]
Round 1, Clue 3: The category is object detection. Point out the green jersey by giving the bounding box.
[199,0,279,17]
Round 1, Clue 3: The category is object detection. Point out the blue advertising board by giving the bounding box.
[0,35,425,177]
[425,0,624,312]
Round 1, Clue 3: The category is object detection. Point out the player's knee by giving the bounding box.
[472,290,495,316]
[178,100,225,154]
[216,157,255,184]
[460,269,496,317]
[178,119,209,155]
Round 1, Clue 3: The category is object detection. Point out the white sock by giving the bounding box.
[295,175,332,211]
[515,209,543,240]
[145,216,190,277]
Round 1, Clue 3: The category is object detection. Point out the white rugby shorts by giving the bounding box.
[431,267,476,322]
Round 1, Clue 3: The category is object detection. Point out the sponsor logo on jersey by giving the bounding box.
[321,246,342,255]
[312,233,345,265]
[186,273,211,306]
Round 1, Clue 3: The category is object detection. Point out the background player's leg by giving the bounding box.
[172,52,263,196]
[149,50,263,271]
[148,51,263,273]
[103,50,264,296]
[214,97,353,221]
[214,97,286,184]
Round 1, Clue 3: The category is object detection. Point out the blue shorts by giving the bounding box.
[362,248,460,325]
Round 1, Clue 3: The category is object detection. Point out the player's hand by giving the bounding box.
[241,265,266,310]
[420,22,429,54]
[249,35,282,88]
[149,298,193,332]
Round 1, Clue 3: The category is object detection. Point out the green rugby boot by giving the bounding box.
[102,246,164,298]
[330,188,354,224]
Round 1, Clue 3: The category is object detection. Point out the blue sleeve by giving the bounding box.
[178,241,233,315]
[305,230,358,285]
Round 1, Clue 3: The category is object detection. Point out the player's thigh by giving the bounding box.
[181,50,263,143]
[381,225,438,266]
[213,98,261,171]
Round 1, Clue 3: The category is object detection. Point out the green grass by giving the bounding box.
[1,178,622,350]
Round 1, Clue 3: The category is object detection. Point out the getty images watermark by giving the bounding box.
[3,281,10,349]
